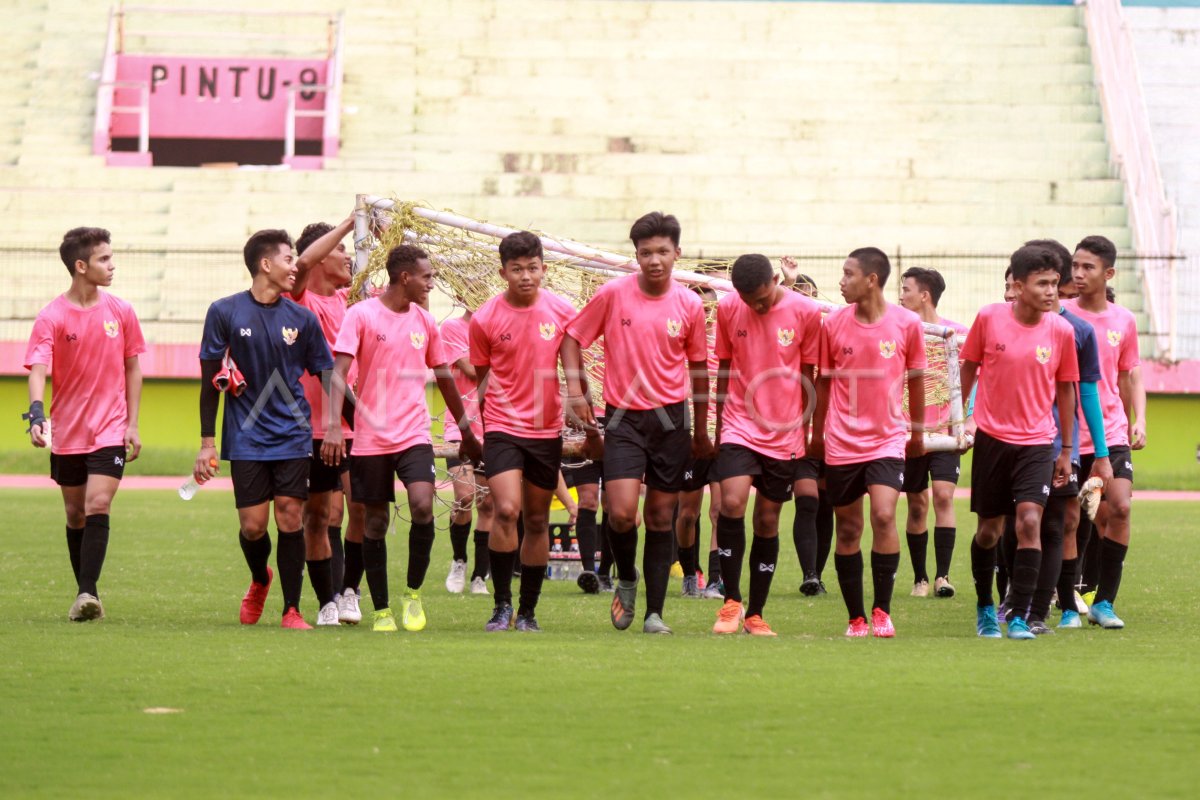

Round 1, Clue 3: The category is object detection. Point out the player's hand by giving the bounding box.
[29,421,47,448]
[1052,452,1072,488]
[124,427,142,462]
[1089,455,1114,487]
[582,427,605,461]
[566,395,596,430]
[321,430,346,466]
[459,430,483,464]
[692,430,715,460]
[906,434,925,460]
[194,445,219,483]
[780,255,800,288]
[807,436,825,463]
[1130,420,1147,450]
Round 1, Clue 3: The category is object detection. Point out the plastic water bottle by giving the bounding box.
[179,458,218,500]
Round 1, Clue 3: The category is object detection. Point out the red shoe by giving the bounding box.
[281,607,313,630]
[239,566,273,625]
[871,608,895,638]
[845,616,869,637]
[742,614,777,637]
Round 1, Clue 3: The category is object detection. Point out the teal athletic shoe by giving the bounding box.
[1058,610,1082,629]
[1006,616,1037,640]
[976,605,1002,638]
[1087,600,1125,629]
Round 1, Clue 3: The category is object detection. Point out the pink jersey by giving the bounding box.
[962,303,1080,446]
[24,292,146,455]
[1062,299,1139,452]
[470,291,576,438]
[291,287,354,440]
[440,315,481,443]
[818,303,927,465]
[333,297,445,456]
[565,273,707,411]
[715,291,822,459]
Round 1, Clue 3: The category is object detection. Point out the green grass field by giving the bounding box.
[1,489,1197,798]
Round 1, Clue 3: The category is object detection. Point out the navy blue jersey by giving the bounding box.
[1052,306,1102,462]
[200,291,334,461]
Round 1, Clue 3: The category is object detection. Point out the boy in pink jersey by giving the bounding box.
[710,254,822,636]
[961,244,1079,640]
[24,227,145,622]
[898,267,968,600]
[563,212,713,635]
[1067,235,1143,629]
[810,247,927,638]
[469,232,577,632]
[322,245,480,633]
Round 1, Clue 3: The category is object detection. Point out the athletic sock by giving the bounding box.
[609,524,639,583]
[707,548,722,583]
[1001,516,1018,578]
[933,526,956,579]
[746,534,779,618]
[1094,538,1128,605]
[517,564,545,617]
[815,490,834,577]
[489,549,516,605]
[449,521,470,563]
[793,495,819,576]
[306,557,335,607]
[1030,496,1066,622]
[362,536,389,610]
[834,550,866,620]
[77,514,110,597]
[575,508,598,573]
[327,525,344,595]
[1078,515,1100,592]
[342,538,364,593]
[643,528,673,618]
[66,525,84,583]
[716,515,747,603]
[407,521,436,590]
[677,537,698,577]
[1057,557,1079,612]
[970,538,996,608]
[1006,547,1041,623]
[471,530,490,579]
[871,550,900,614]
[906,531,929,584]
[277,529,306,613]
[240,531,272,586]
[598,515,614,578]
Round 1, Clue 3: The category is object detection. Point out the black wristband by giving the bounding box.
[22,400,46,432]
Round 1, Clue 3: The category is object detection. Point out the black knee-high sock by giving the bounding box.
[677,535,697,577]
[816,490,834,577]
[362,536,389,610]
[716,515,746,602]
[327,525,344,594]
[1001,516,1018,582]
[643,529,673,618]
[1081,517,1103,592]
[407,521,436,590]
[609,524,639,583]
[66,526,84,583]
[871,550,900,614]
[575,508,598,572]
[1006,547,1041,624]
[906,531,929,584]
[240,531,272,586]
[834,550,866,620]
[1057,557,1079,612]
[1030,496,1066,622]
[1095,538,1128,605]
[489,549,515,605]
[708,548,722,582]
[471,530,490,579]
[343,538,364,592]
[793,495,819,576]
[517,564,545,617]
[515,514,525,568]
[746,534,779,618]
[933,526,955,579]
[277,529,306,613]
[307,558,335,607]
[598,515,614,578]
[971,538,996,608]
[996,516,1015,601]
[77,514,110,597]
[690,522,702,575]
[449,521,470,563]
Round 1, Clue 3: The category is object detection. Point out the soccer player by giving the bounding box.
[195,229,333,629]
[809,247,926,638]
[469,231,577,631]
[25,227,145,621]
[961,244,1079,640]
[897,267,969,598]
[1066,235,1142,629]
[563,212,712,635]
[322,245,481,632]
[711,254,822,636]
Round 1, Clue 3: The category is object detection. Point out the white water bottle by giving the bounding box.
[178,477,202,501]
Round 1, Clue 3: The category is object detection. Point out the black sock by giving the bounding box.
[240,531,272,586]
[906,531,929,584]
[815,489,834,577]
[362,536,389,610]
[598,515,614,578]
[971,538,996,608]
[1095,538,1128,605]
[489,549,515,605]
[834,550,866,620]
[1030,496,1066,622]
[343,538,364,592]
[1001,516,1018,579]
[1057,557,1079,612]
[306,558,335,607]
[1006,547,1040,623]
[871,550,900,614]
[746,534,779,618]
[66,525,84,583]
[471,530,490,579]
[449,521,470,563]
[643,528,673,618]
[575,508,598,573]
[77,514,110,597]
[610,524,639,583]
[1079,515,1101,592]
[793,495,819,577]
[277,529,305,613]
[716,515,747,603]
[407,521,435,590]
[327,525,345,594]
[708,548,722,582]
[517,564,545,617]
[677,537,698,577]
[933,526,955,579]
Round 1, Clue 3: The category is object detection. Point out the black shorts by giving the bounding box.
[969,430,1054,518]
[310,438,352,494]
[351,445,436,505]
[50,446,127,487]
[562,459,602,488]
[603,402,690,492]
[1050,460,1081,499]
[1080,446,1134,486]
[231,458,310,509]
[680,457,714,493]
[482,432,563,491]
[902,451,962,493]
[716,444,819,504]
[825,458,906,508]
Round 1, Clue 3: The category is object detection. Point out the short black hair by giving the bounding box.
[385,244,429,284]
[243,229,293,276]
[59,227,110,275]
[1009,244,1061,282]
[731,254,774,294]
[296,222,334,257]
[847,247,891,288]
[795,274,817,294]
[1075,235,1117,269]
[629,211,681,248]
[1106,286,1116,303]
[1025,239,1072,287]
[498,231,543,266]
[901,267,946,307]
[1004,265,1013,280]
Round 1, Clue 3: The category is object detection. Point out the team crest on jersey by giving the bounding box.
[103,320,119,338]
[665,319,682,338]
[777,328,795,347]
[539,322,556,341]
[1107,329,1123,347]
[410,331,426,350]
[1036,345,1051,364]
[281,327,299,346]
[878,340,897,359]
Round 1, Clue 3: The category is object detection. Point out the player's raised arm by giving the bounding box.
[292,214,354,300]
